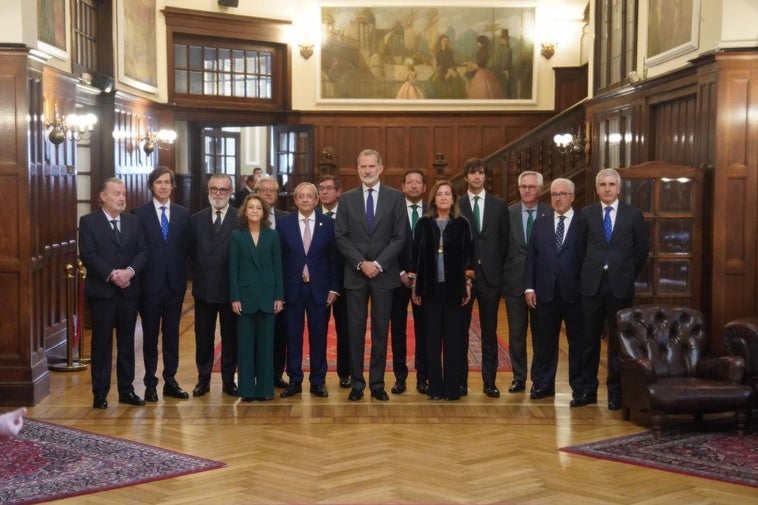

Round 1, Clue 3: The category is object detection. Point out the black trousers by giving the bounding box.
[390,284,427,384]
[423,284,464,399]
[194,297,237,386]
[88,295,139,397]
[461,274,502,388]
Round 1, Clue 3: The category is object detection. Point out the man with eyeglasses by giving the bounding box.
[316,175,351,388]
[188,173,238,398]
[254,175,291,389]
[503,171,551,394]
[524,178,587,402]
[578,168,649,410]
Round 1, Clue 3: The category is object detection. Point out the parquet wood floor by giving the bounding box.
[26,297,756,504]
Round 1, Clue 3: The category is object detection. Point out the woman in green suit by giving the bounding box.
[230,193,284,401]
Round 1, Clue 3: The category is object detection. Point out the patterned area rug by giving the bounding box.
[560,420,758,488]
[0,419,225,505]
[213,311,511,372]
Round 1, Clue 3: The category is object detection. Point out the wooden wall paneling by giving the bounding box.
[408,126,431,171]
[432,126,455,178]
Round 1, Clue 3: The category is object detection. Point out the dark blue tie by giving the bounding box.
[555,215,565,250]
[160,206,169,240]
[603,206,613,243]
[366,188,375,233]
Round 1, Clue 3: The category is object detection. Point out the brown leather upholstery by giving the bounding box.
[723,317,758,407]
[617,305,752,435]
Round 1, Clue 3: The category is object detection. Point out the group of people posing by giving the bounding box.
[79,149,647,410]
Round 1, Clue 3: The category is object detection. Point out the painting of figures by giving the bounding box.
[320,4,536,101]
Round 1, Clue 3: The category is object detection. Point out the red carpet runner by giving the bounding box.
[213,312,511,373]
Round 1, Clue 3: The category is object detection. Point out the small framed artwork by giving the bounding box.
[116,0,158,94]
[37,0,69,62]
[646,0,700,66]
[319,1,537,103]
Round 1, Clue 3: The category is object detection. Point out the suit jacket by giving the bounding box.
[234,186,253,207]
[189,205,237,303]
[411,215,473,299]
[229,228,284,313]
[502,202,552,297]
[133,201,190,295]
[459,192,509,287]
[524,211,587,304]
[580,201,649,299]
[334,184,407,290]
[277,212,341,304]
[78,210,148,299]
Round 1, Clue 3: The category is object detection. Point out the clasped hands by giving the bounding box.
[109,268,133,289]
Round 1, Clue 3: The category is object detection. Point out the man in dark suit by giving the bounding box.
[278,183,341,399]
[255,175,290,389]
[78,178,149,408]
[390,168,428,395]
[189,173,238,398]
[335,149,407,401]
[459,158,509,398]
[317,175,351,388]
[524,178,587,401]
[233,167,262,206]
[502,171,551,394]
[578,168,649,410]
[133,166,191,402]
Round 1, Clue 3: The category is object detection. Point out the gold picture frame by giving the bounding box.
[646,0,701,66]
[116,0,158,94]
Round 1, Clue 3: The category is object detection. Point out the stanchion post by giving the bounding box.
[50,264,88,372]
[76,260,91,363]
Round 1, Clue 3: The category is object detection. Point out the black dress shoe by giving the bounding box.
[570,393,598,407]
[608,393,622,411]
[274,377,289,389]
[144,387,159,403]
[391,381,406,394]
[257,397,273,401]
[222,383,239,396]
[348,388,364,401]
[529,386,555,400]
[93,395,108,409]
[338,376,351,389]
[508,380,526,393]
[483,384,501,398]
[241,397,255,402]
[192,383,210,397]
[310,385,329,398]
[163,381,189,400]
[370,389,390,401]
[429,395,443,400]
[458,385,468,397]
[416,382,429,394]
[445,395,461,401]
[280,383,302,398]
[119,392,146,406]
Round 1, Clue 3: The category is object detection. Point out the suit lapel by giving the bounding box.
[245,230,261,268]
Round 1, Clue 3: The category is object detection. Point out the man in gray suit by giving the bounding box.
[335,149,407,401]
[502,171,551,394]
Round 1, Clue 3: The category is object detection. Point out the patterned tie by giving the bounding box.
[110,219,121,245]
[603,206,613,243]
[411,204,420,233]
[473,195,481,232]
[160,206,169,240]
[302,217,311,278]
[366,188,375,233]
[213,210,222,234]
[526,209,534,242]
[326,211,335,218]
[555,215,565,250]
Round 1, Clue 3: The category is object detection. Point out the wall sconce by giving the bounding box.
[45,105,98,145]
[553,127,586,156]
[141,129,177,155]
[299,43,314,60]
[540,42,556,59]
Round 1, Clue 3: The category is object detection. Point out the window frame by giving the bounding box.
[594,0,638,93]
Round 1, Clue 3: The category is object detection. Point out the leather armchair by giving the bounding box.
[723,317,758,408]
[617,305,752,435]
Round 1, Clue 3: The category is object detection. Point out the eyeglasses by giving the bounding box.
[519,185,540,191]
[257,188,277,194]
[318,186,337,192]
[550,192,573,198]
[209,187,231,194]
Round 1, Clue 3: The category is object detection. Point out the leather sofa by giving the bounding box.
[723,317,758,408]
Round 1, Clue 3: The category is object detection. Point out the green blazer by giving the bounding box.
[229,228,284,314]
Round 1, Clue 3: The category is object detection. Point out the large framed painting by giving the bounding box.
[37,0,69,61]
[117,0,158,93]
[646,0,700,66]
[319,1,537,103]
